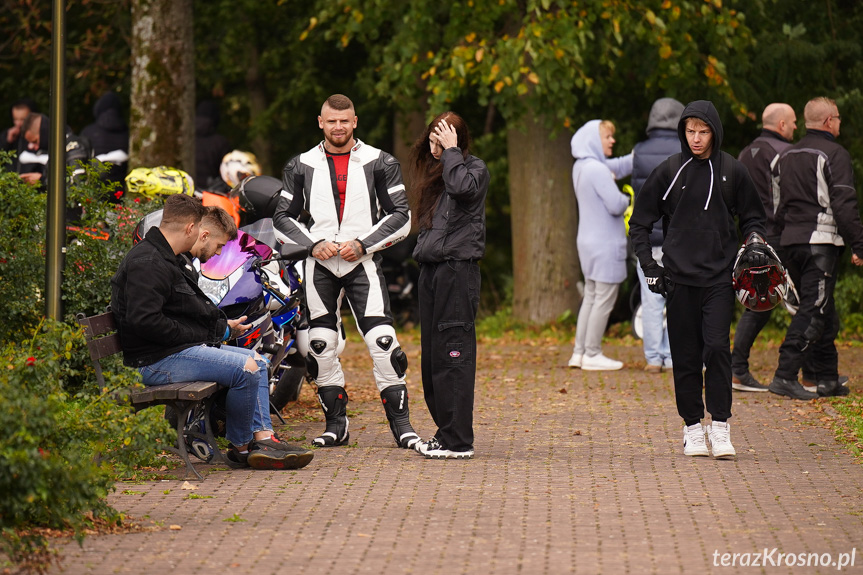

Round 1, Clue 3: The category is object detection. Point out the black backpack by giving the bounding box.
[665,150,737,215]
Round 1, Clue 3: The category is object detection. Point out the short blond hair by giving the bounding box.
[599,120,615,135]
[804,97,837,126]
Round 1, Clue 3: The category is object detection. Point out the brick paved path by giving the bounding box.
[52,339,863,574]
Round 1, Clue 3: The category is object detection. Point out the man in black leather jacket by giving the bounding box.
[769,97,863,399]
[111,195,312,470]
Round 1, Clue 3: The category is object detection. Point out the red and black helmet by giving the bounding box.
[732,235,787,312]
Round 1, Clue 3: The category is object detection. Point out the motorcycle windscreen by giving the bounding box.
[240,218,279,251]
[200,230,272,280]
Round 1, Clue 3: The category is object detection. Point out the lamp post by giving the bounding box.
[45,0,66,319]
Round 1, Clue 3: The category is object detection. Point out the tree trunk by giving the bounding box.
[508,111,580,324]
[129,0,195,174]
[393,108,427,230]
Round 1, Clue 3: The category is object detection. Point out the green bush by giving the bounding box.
[0,152,156,343]
[0,155,171,569]
[835,272,863,339]
[0,319,174,568]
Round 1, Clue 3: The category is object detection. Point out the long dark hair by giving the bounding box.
[410,111,471,230]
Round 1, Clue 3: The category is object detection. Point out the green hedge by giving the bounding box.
[0,154,173,569]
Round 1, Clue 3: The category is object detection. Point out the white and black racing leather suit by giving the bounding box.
[273,139,411,391]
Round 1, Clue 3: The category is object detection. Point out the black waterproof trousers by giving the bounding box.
[731,307,773,376]
[774,244,841,382]
[667,282,735,425]
[418,260,480,452]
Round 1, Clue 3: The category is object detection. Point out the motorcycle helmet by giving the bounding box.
[132,209,164,245]
[732,238,788,311]
[230,175,284,225]
[220,150,261,188]
[125,166,194,197]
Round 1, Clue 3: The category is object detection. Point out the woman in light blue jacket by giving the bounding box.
[569,120,632,370]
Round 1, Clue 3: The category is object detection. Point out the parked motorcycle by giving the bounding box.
[379,233,419,327]
[132,211,309,414]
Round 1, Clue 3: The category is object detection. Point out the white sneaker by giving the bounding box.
[581,353,623,371]
[683,423,709,456]
[707,421,736,459]
[425,447,474,460]
[414,437,441,456]
[568,353,583,368]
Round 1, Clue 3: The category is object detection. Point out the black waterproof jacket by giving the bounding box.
[632,127,682,248]
[629,100,766,287]
[80,93,129,188]
[110,227,228,367]
[775,129,863,255]
[738,129,791,241]
[195,101,232,188]
[413,148,489,263]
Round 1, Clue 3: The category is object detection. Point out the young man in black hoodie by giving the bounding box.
[629,100,768,459]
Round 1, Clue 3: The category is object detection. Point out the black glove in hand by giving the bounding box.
[745,246,769,268]
[642,262,668,297]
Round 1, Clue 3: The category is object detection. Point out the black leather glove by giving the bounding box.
[745,246,769,268]
[642,262,668,298]
[742,232,770,267]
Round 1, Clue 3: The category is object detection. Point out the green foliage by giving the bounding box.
[835,273,863,339]
[0,319,173,564]
[0,0,132,133]
[310,0,756,131]
[0,157,169,566]
[193,0,392,174]
[0,152,151,343]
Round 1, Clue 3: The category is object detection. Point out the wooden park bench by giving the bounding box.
[77,310,227,480]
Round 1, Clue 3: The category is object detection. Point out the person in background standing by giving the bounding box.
[769,97,863,400]
[80,92,130,202]
[631,98,684,374]
[730,103,797,392]
[195,100,233,190]
[568,119,633,371]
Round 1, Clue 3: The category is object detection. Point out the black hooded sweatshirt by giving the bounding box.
[80,92,130,189]
[629,100,766,287]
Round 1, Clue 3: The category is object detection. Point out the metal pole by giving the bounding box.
[45,0,66,319]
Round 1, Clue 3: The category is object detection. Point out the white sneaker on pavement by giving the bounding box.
[425,447,474,460]
[707,421,736,459]
[683,423,709,457]
[568,353,583,368]
[414,437,441,456]
[581,353,623,371]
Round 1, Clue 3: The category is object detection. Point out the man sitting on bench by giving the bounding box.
[110,194,313,470]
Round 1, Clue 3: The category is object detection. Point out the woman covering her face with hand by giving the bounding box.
[409,112,489,460]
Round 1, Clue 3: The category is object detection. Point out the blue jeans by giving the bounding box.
[139,345,272,447]
[636,259,672,367]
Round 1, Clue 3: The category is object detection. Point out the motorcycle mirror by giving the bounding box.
[279,243,310,261]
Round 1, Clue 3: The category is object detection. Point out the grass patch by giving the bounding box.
[827,395,863,460]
